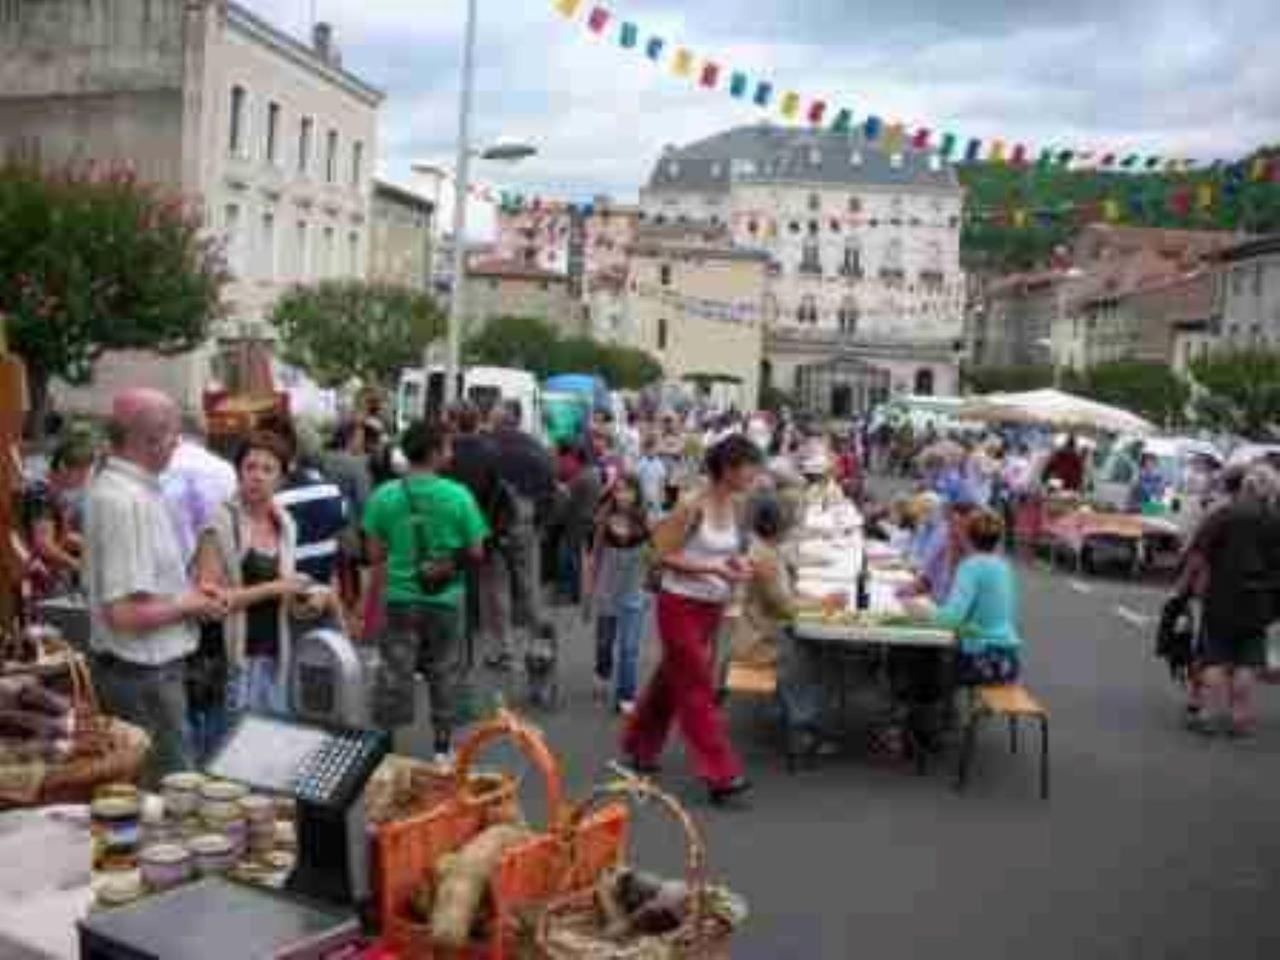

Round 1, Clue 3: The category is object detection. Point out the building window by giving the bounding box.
[347,231,360,274]
[808,147,822,167]
[841,236,863,278]
[797,295,818,325]
[295,220,309,279]
[800,237,821,275]
[849,151,863,167]
[829,218,841,234]
[298,117,313,174]
[914,368,935,395]
[351,140,363,188]
[1254,263,1265,298]
[259,211,275,280]
[325,129,338,183]
[659,264,672,287]
[838,297,858,334]
[229,84,247,155]
[223,203,243,274]
[762,293,779,324]
[665,159,680,179]
[658,317,668,350]
[1232,267,1245,296]
[265,101,280,164]
[889,196,904,224]
[848,195,862,214]
[808,192,821,212]
[807,220,820,236]
[322,226,335,277]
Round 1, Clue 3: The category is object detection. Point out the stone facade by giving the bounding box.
[369,179,434,290]
[1216,234,1280,348]
[462,261,577,338]
[0,0,382,414]
[639,124,964,414]
[626,225,767,410]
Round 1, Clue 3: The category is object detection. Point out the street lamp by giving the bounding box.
[443,0,537,403]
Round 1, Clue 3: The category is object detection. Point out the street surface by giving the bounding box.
[403,504,1280,959]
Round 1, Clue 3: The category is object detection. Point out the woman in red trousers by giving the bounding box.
[622,434,763,804]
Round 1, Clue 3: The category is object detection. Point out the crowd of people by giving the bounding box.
[14,390,1272,800]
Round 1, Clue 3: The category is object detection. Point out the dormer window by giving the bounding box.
[808,146,822,167]
[849,150,864,167]
[665,159,681,179]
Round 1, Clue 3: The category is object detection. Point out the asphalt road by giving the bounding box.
[403,509,1280,959]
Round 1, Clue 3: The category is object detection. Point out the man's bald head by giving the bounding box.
[111,388,180,474]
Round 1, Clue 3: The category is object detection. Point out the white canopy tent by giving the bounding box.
[957,388,1155,436]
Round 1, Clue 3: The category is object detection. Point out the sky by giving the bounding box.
[248,0,1278,236]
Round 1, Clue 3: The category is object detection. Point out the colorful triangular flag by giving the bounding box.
[552,0,583,17]
[672,47,694,77]
[831,108,853,135]
[645,36,664,60]
[700,62,720,88]
[729,71,748,98]
[619,21,638,48]
[753,81,773,106]
[808,100,827,125]
[586,5,609,33]
[780,91,801,119]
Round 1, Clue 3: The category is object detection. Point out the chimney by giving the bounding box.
[312,21,335,64]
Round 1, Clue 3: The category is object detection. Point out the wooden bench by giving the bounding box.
[955,684,1050,799]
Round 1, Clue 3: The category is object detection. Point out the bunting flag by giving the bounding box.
[1196,182,1215,209]
[556,3,1268,178]
[1102,198,1121,222]
[1012,208,1029,228]
[586,5,610,32]
[1036,148,1053,170]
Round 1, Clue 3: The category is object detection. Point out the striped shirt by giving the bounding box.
[275,468,348,583]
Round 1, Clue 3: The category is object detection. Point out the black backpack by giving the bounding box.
[1155,593,1196,680]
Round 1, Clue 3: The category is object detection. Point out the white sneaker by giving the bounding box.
[618,700,636,717]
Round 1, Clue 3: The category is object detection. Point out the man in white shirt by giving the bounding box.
[84,390,226,783]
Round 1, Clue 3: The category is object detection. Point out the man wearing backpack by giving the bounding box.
[363,421,487,760]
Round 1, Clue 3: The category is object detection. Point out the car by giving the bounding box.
[1091,435,1222,520]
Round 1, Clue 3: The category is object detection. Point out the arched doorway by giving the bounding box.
[914,368,935,396]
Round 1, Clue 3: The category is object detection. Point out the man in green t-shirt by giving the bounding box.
[364,420,488,759]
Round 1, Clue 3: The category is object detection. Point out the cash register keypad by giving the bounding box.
[293,731,379,805]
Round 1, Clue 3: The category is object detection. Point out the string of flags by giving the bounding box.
[551,0,1280,184]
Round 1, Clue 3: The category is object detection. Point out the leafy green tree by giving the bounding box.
[464,315,663,389]
[1189,349,1280,439]
[270,280,444,388]
[0,163,227,422]
[962,365,1056,393]
[1074,361,1190,427]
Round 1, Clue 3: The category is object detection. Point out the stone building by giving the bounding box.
[639,124,965,415]
[626,224,768,410]
[369,179,435,290]
[0,0,382,412]
[462,259,577,338]
[1214,233,1280,348]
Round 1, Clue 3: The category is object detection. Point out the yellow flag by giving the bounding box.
[1102,198,1120,222]
[883,122,905,153]
[1012,208,1029,229]
[780,91,801,119]
[1252,157,1269,181]
[552,0,582,17]
[988,139,1006,164]
[1196,182,1214,209]
[672,47,694,77]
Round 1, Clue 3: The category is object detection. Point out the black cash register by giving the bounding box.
[79,714,389,960]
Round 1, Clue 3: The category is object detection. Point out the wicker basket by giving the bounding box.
[531,773,740,960]
[1,642,151,808]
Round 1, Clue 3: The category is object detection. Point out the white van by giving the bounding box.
[395,366,542,438]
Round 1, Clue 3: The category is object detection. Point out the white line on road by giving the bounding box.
[1114,605,1153,628]
[1069,579,1094,595]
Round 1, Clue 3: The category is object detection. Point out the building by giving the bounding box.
[639,124,965,415]
[369,179,435,290]
[494,202,573,276]
[0,0,382,412]
[975,268,1071,370]
[626,224,768,410]
[461,259,577,338]
[1214,233,1280,348]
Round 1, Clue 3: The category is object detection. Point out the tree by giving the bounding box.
[0,163,228,421]
[464,315,663,389]
[1074,361,1190,428]
[270,280,444,388]
[1189,349,1280,439]
[962,365,1056,393]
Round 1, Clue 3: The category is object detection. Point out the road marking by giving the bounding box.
[1115,605,1153,628]
[1068,579,1094,595]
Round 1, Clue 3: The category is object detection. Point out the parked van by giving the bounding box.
[395,366,543,438]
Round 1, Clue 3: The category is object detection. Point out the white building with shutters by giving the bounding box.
[639,124,965,415]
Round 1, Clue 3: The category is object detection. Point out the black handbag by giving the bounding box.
[402,480,460,595]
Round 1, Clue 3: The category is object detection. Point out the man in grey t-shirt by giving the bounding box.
[85,390,226,783]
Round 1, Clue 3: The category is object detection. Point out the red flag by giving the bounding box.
[807,100,827,125]
[700,62,720,88]
[1100,153,1116,167]
[1010,144,1027,167]
[587,5,609,33]
[1169,186,1191,217]
[912,128,931,150]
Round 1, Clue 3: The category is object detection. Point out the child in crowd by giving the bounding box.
[587,474,651,714]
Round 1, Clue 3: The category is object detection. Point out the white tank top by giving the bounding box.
[662,511,742,605]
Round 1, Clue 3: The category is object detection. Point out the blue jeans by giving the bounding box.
[227,657,289,715]
[558,536,584,604]
[777,627,823,733]
[595,595,647,703]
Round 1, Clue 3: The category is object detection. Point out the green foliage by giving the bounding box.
[269,280,444,388]
[958,149,1280,274]
[963,365,1056,393]
[0,163,227,409]
[1189,349,1280,439]
[1073,361,1190,428]
[465,315,663,390]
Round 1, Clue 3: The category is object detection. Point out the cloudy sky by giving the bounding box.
[249,0,1276,229]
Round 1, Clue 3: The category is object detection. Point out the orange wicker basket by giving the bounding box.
[532,773,739,960]
[378,710,629,960]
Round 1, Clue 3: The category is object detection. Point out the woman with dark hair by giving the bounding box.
[622,434,763,804]
[194,432,330,728]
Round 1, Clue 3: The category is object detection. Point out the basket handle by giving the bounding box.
[452,708,566,832]
[552,767,707,927]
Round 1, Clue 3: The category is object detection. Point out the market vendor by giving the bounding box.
[1043,435,1086,493]
[1129,453,1168,514]
[908,510,1023,686]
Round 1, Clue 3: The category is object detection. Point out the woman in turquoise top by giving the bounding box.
[929,509,1023,685]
